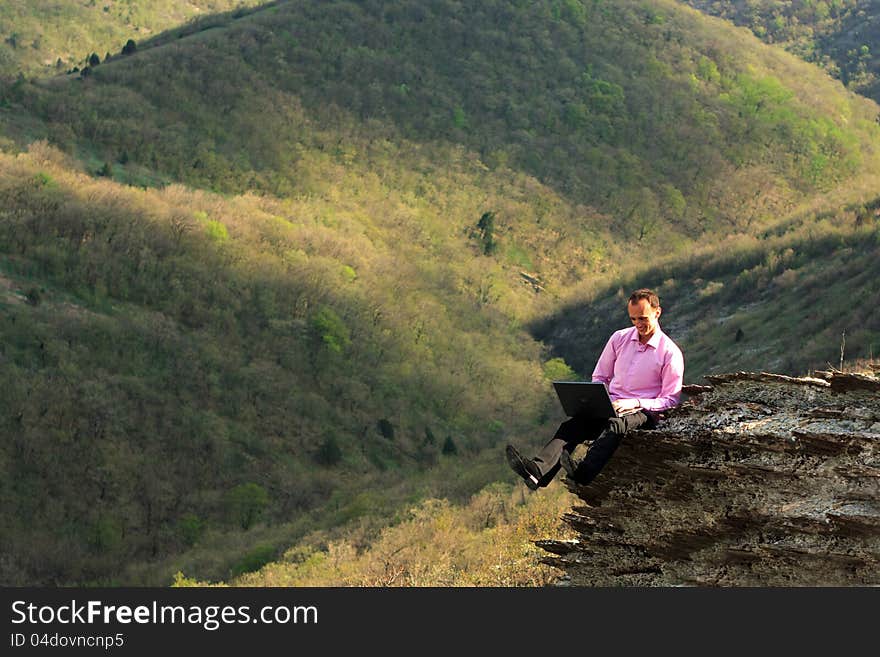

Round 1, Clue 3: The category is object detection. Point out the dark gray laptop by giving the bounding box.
[552,381,637,418]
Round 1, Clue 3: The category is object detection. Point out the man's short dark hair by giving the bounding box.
[628,288,660,308]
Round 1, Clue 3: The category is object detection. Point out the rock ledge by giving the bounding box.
[538,371,880,586]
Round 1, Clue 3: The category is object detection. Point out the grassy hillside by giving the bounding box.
[685,0,880,102]
[2,0,880,586]
[0,0,268,78]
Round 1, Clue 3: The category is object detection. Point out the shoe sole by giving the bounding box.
[505,446,540,490]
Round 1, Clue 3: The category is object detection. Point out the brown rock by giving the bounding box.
[538,372,880,586]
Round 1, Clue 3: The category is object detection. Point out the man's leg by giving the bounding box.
[531,415,606,486]
[573,411,653,484]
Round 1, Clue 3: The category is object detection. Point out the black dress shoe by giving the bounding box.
[505,445,541,490]
[560,450,595,485]
[572,430,622,484]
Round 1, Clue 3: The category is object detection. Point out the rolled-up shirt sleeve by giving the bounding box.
[636,347,684,412]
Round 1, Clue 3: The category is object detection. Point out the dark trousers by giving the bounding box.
[532,411,655,486]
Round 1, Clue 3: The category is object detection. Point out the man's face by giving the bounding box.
[628,298,661,342]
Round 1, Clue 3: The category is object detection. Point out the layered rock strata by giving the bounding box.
[537,371,880,586]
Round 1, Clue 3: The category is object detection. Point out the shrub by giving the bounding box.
[377,418,394,440]
[341,265,357,282]
[177,513,204,547]
[88,516,122,553]
[542,357,578,381]
[315,435,342,466]
[25,287,42,306]
[477,211,497,255]
[230,544,277,578]
[225,483,269,530]
[205,220,229,243]
[310,306,351,354]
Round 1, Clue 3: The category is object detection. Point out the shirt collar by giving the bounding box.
[629,325,664,349]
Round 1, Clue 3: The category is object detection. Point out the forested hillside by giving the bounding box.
[6,0,880,242]
[1,0,879,585]
[534,197,880,378]
[685,0,880,102]
[0,0,267,78]
[0,139,571,584]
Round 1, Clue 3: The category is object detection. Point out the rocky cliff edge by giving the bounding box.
[537,371,880,586]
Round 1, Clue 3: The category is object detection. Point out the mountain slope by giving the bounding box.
[5,0,880,245]
[685,0,880,102]
[0,0,268,78]
[533,197,880,379]
[1,0,880,585]
[0,137,582,584]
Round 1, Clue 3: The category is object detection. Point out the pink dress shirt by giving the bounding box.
[591,325,684,412]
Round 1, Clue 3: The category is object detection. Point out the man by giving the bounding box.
[506,288,684,489]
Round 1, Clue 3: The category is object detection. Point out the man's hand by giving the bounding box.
[612,398,640,413]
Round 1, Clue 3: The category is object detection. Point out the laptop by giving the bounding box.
[552,381,640,418]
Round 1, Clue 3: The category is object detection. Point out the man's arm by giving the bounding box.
[612,398,640,413]
[591,332,619,385]
[633,348,684,412]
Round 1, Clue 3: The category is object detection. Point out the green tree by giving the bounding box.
[542,357,578,381]
[477,211,497,255]
[315,435,342,466]
[310,306,351,354]
[177,513,204,547]
[377,419,394,440]
[24,286,42,306]
[452,106,468,129]
[230,544,276,577]
[204,219,229,243]
[225,483,269,530]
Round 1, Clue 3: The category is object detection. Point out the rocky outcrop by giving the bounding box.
[537,371,880,586]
